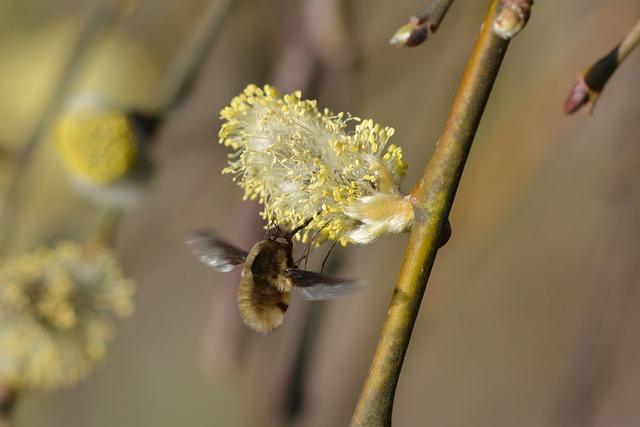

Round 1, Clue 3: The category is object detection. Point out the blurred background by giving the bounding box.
[1,0,640,426]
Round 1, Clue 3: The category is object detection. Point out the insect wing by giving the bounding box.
[288,269,364,300]
[185,229,248,272]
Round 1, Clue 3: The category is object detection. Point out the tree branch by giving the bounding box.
[351,0,532,425]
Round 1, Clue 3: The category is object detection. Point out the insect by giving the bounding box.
[186,223,363,334]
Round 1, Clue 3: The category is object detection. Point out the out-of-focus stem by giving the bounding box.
[95,207,122,245]
[0,384,16,427]
[351,0,532,424]
[199,202,261,375]
[0,0,109,254]
[564,19,640,115]
[389,0,455,47]
[161,0,233,110]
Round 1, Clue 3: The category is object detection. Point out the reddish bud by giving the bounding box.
[564,78,593,115]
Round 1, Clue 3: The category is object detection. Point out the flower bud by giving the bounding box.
[390,19,429,48]
[493,0,533,40]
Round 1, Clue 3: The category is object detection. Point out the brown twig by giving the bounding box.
[0,384,16,427]
[161,0,234,110]
[564,19,640,115]
[0,0,110,254]
[351,0,533,424]
[389,0,455,47]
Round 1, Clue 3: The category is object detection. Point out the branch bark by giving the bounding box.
[351,0,532,424]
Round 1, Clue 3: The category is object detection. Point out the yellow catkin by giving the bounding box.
[55,110,137,184]
[0,241,134,390]
[218,84,413,244]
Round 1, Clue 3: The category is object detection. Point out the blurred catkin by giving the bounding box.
[55,108,138,185]
[0,241,134,390]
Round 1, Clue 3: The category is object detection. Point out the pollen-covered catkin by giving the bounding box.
[219,84,415,245]
[55,109,138,184]
[0,241,134,390]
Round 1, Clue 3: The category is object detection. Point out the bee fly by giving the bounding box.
[186,222,363,334]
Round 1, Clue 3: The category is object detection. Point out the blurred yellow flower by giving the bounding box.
[219,84,414,245]
[55,109,137,184]
[0,241,134,390]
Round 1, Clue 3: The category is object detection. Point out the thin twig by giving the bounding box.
[0,384,16,427]
[564,19,640,115]
[351,0,532,424]
[389,0,455,47]
[96,0,233,245]
[0,0,109,254]
[95,207,123,246]
[161,0,234,110]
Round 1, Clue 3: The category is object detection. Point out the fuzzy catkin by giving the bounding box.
[219,84,415,245]
[0,241,134,390]
[55,109,137,184]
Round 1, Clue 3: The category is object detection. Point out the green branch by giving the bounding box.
[351,0,532,425]
[564,19,640,114]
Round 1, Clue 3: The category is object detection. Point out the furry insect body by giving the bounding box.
[186,227,363,334]
[238,239,293,333]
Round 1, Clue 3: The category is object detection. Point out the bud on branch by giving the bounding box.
[389,0,455,47]
[564,19,640,115]
[492,0,533,40]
